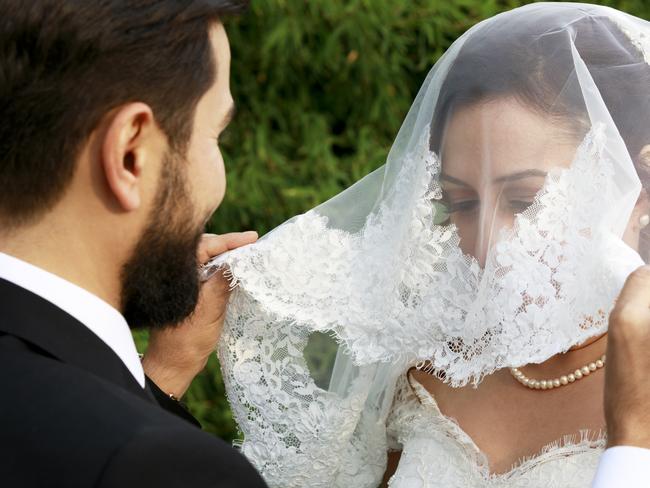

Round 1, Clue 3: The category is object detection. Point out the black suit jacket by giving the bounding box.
[0,278,267,488]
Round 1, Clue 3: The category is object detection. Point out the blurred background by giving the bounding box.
[135,0,650,442]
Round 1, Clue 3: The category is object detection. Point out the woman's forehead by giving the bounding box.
[439,99,580,183]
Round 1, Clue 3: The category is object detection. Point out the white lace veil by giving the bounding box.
[208,3,650,486]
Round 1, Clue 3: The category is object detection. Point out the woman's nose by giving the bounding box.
[470,204,513,268]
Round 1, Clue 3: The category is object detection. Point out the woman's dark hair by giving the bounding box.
[0,0,247,225]
[430,10,650,178]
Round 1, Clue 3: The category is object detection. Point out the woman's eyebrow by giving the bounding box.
[440,173,471,187]
[440,169,548,187]
[493,169,547,183]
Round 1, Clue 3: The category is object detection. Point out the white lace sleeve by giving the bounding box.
[385,372,423,453]
[218,289,391,488]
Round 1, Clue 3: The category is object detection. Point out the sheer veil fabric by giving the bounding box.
[212,3,650,486]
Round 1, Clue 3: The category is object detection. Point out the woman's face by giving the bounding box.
[439,98,582,266]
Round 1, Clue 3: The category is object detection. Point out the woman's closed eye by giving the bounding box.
[503,189,538,212]
[507,199,535,212]
[440,188,479,214]
[445,199,479,213]
[441,197,536,214]
[501,182,543,213]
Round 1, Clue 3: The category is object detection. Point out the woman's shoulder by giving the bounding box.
[386,368,446,446]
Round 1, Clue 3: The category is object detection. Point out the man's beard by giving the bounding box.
[120,152,206,330]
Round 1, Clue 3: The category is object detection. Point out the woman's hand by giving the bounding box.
[142,231,258,398]
[605,265,650,448]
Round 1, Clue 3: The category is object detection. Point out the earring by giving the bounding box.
[640,214,650,228]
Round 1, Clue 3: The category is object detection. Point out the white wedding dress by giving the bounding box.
[210,4,650,487]
[385,372,605,487]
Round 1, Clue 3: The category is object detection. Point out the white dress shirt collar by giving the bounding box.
[0,251,145,387]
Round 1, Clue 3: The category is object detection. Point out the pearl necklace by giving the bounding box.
[509,354,606,390]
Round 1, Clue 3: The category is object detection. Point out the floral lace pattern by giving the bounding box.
[218,290,391,487]
[608,7,650,65]
[219,123,641,387]
[386,373,605,487]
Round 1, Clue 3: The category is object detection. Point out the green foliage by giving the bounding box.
[136,0,650,442]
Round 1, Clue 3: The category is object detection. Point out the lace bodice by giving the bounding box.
[386,372,606,487]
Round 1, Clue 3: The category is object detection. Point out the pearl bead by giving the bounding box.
[509,353,606,391]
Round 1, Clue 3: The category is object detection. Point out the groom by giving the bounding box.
[3,2,650,488]
[0,1,266,486]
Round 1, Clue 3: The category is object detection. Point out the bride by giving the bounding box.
[208,3,650,487]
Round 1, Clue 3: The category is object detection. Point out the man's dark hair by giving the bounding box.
[0,0,246,226]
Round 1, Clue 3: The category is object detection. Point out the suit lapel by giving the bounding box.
[0,278,153,403]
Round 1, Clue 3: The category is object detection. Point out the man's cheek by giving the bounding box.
[208,151,227,207]
[188,149,225,210]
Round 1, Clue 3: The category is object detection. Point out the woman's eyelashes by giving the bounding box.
[502,189,538,212]
[507,199,535,212]
[444,198,479,213]
[440,189,479,214]
[441,193,536,214]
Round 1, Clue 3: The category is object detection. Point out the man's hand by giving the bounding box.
[605,265,650,448]
[142,231,258,398]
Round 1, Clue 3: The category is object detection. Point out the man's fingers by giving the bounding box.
[609,265,650,338]
[217,231,259,250]
[617,265,650,307]
[197,231,258,263]
[605,266,650,448]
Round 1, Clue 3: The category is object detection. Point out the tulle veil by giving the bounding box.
[202,4,650,486]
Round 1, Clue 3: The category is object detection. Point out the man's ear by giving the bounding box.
[101,102,157,212]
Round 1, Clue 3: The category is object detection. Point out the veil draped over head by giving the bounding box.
[208,3,650,486]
